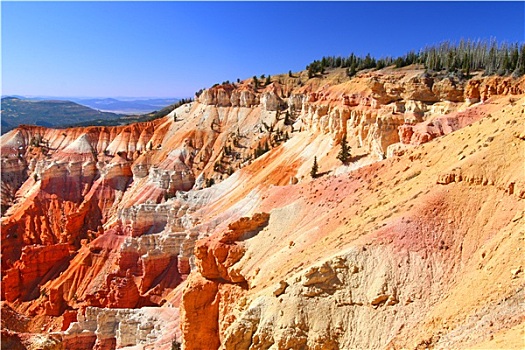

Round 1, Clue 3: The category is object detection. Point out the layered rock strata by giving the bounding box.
[1,67,523,349]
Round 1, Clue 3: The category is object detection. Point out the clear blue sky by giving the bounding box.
[2,1,524,98]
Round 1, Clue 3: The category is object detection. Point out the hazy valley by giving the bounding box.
[1,97,182,135]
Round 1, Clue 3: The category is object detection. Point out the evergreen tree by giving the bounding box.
[310,156,319,178]
[395,57,405,68]
[264,140,270,152]
[513,44,525,77]
[253,76,259,89]
[500,50,510,76]
[284,111,291,125]
[347,62,357,77]
[205,178,215,188]
[255,142,262,158]
[337,134,351,164]
[510,44,519,71]
[308,66,315,79]
[462,53,471,77]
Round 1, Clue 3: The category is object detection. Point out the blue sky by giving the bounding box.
[2,1,524,98]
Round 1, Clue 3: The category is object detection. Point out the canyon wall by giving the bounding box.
[1,67,523,349]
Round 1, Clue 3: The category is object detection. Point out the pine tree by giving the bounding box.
[513,44,525,77]
[510,44,519,71]
[308,67,315,79]
[462,53,471,77]
[310,156,318,178]
[337,134,351,164]
[284,111,291,126]
[347,62,357,77]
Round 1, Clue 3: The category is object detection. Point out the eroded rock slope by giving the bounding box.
[1,66,523,349]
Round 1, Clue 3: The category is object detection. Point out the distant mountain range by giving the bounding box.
[70,97,180,114]
[3,96,180,114]
[1,96,182,134]
[1,97,125,134]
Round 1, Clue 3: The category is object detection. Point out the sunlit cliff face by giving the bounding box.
[1,67,524,349]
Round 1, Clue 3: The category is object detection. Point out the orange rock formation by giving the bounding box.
[1,66,524,349]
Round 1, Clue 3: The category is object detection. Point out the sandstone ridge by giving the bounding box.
[1,65,524,349]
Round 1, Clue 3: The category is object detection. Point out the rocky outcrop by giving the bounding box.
[437,168,523,199]
[0,158,28,213]
[294,72,516,158]
[1,130,30,213]
[219,247,421,349]
[401,75,439,102]
[1,244,71,303]
[287,93,304,112]
[2,67,524,350]
[198,84,236,107]
[432,77,464,102]
[465,76,524,104]
[395,76,524,147]
[368,77,400,105]
[180,275,220,350]
[120,203,170,237]
[1,115,200,317]
[260,91,283,111]
[239,90,259,107]
[181,213,270,350]
[63,306,177,350]
[187,73,524,160]
[194,213,269,282]
[397,105,487,145]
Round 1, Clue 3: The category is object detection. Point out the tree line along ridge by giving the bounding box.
[306,39,525,78]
